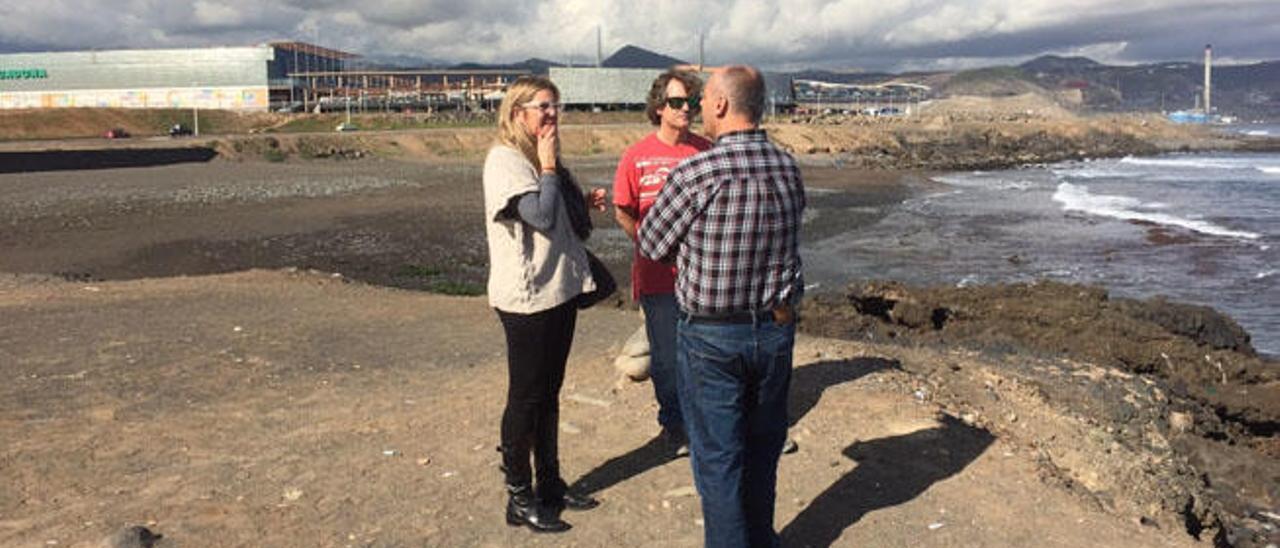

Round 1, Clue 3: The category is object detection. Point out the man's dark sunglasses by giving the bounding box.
[664,96,701,111]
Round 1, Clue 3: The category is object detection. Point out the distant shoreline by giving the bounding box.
[3,97,1280,174]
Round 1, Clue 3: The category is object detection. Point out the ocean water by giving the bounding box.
[805,150,1280,356]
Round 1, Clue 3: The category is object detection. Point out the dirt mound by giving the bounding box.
[0,108,281,140]
[801,280,1280,546]
[921,93,1077,119]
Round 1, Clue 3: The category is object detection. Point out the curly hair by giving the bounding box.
[644,69,703,125]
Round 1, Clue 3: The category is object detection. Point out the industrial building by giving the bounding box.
[0,42,355,111]
[0,42,534,113]
[552,45,796,112]
[792,79,931,115]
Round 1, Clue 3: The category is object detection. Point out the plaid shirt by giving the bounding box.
[637,129,805,316]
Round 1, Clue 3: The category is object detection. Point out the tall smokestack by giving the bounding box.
[698,31,705,71]
[1204,44,1212,114]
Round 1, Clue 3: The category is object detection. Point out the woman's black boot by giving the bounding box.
[506,484,571,533]
[537,477,600,511]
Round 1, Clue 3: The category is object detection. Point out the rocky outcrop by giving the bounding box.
[801,280,1280,547]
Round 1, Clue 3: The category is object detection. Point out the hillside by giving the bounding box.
[1017,55,1280,118]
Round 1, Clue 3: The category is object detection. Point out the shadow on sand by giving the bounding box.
[780,414,995,547]
[569,356,900,496]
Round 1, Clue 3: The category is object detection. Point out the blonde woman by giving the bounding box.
[482,75,606,533]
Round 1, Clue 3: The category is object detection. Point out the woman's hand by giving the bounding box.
[537,124,558,172]
[587,187,607,212]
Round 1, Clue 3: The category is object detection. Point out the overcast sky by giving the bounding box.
[1,0,1277,71]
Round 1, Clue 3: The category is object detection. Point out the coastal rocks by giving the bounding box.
[1113,297,1255,355]
[100,526,164,548]
[805,280,1274,391]
[847,281,951,329]
[614,324,650,382]
[802,280,1280,547]
[770,119,1167,172]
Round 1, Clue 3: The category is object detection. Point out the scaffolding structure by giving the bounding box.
[286,69,530,113]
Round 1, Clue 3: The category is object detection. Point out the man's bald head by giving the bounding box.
[715,65,766,125]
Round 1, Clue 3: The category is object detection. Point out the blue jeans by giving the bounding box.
[640,293,682,430]
[677,314,794,548]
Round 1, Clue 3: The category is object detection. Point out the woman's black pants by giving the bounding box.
[496,300,577,500]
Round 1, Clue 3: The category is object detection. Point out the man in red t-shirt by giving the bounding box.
[614,69,711,459]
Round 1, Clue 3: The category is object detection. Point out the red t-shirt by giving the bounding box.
[613,132,713,299]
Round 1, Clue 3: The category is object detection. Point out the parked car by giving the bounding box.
[103,128,130,139]
[334,122,359,132]
[168,124,193,137]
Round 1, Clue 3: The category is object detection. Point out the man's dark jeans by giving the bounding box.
[677,314,794,548]
[641,292,682,430]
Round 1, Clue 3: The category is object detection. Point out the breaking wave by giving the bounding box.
[1120,156,1280,174]
[932,173,1035,191]
[1052,182,1261,240]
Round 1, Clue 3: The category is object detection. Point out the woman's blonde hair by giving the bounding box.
[496,75,560,170]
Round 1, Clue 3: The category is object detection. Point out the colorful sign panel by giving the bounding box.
[0,68,48,80]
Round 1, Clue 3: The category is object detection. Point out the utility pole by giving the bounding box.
[596,26,603,67]
[191,83,200,136]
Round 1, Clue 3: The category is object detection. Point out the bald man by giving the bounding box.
[638,65,805,548]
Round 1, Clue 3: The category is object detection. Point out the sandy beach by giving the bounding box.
[2,116,1278,546]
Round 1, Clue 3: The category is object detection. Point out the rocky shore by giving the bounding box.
[803,281,1279,546]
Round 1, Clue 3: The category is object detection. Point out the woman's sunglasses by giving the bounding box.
[664,96,701,111]
[522,101,563,113]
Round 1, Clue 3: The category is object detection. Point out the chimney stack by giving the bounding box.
[1204,44,1212,114]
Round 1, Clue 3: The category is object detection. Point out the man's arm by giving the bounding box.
[638,169,697,264]
[612,148,640,241]
[615,207,638,241]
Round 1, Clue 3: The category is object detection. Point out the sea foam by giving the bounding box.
[1052,183,1261,240]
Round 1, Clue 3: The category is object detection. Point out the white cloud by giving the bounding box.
[192,1,245,28]
[1,0,1277,70]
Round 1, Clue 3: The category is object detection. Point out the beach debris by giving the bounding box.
[416,457,432,466]
[663,486,698,498]
[782,439,799,454]
[928,522,945,530]
[381,449,399,457]
[282,487,304,502]
[560,422,582,435]
[566,393,612,408]
[105,525,163,548]
[1168,411,1194,433]
[615,323,652,381]
[614,355,650,382]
